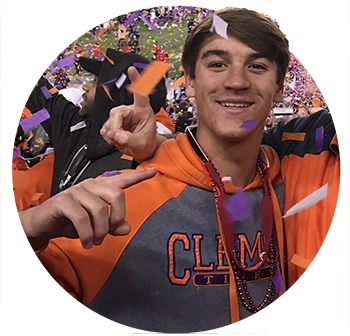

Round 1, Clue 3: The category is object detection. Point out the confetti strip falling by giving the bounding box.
[315,126,324,153]
[115,73,127,89]
[102,171,121,177]
[40,86,52,99]
[19,108,51,131]
[283,184,328,218]
[128,61,171,97]
[56,56,76,69]
[209,14,228,39]
[223,189,251,221]
[133,62,149,70]
[240,120,258,129]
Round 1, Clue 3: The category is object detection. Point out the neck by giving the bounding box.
[196,128,263,188]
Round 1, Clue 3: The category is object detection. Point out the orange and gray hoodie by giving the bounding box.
[36,110,339,332]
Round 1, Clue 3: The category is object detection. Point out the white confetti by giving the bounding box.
[209,14,228,39]
[115,73,127,89]
[283,184,328,218]
[70,121,86,133]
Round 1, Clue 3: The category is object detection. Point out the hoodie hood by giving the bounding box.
[140,132,282,194]
[84,48,167,161]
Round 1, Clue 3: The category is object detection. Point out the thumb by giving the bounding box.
[127,66,151,108]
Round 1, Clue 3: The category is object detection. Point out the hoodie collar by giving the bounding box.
[142,126,279,194]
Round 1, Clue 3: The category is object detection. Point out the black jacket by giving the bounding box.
[25,48,167,196]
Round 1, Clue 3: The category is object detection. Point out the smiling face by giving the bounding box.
[185,36,283,144]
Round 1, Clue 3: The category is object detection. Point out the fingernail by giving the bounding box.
[85,241,93,249]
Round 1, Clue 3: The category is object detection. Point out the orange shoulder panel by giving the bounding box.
[37,171,187,305]
[155,107,175,134]
[13,152,54,211]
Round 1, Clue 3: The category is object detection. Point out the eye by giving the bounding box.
[249,63,268,70]
[208,61,227,69]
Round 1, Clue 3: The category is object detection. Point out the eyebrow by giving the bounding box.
[201,49,230,60]
[201,49,273,63]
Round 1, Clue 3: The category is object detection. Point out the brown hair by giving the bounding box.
[182,7,290,83]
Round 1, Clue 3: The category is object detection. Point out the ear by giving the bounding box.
[272,80,284,103]
[184,72,196,98]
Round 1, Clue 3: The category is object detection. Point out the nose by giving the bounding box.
[223,64,251,91]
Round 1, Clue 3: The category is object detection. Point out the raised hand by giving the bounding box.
[100,66,160,162]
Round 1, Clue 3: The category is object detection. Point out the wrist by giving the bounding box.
[133,132,167,163]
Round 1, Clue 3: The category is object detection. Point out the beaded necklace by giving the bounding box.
[185,126,279,313]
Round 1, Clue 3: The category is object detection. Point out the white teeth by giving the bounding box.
[221,102,251,108]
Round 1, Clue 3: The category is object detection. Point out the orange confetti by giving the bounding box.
[102,85,113,101]
[36,138,44,145]
[282,132,306,142]
[291,254,311,269]
[128,61,172,97]
[49,87,58,94]
[105,54,115,65]
[312,96,321,107]
[121,154,133,161]
[21,106,32,120]
[172,76,185,88]
[31,192,44,202]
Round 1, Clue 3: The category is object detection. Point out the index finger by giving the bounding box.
[109,167,157,189]
[127,66,151,109]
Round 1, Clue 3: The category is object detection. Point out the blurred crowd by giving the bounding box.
[31,6,329,159]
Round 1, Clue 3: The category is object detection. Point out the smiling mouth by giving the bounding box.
[219,102,253,108]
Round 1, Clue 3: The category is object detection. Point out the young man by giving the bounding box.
[19,8,339,333]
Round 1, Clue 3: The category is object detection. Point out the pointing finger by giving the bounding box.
[111,167,157,189]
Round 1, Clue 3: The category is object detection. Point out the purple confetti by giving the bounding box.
[0,152,18,162]
[19,108,51,131]
[98,77,119,87]
[87,45,93,52]
[76,78,83,84]
[315,126,324,153]
[56,56,76,69]
[40,86,52,99]
[48,63,56,74]
[102,171,121,177]
[133,62,149,69]
[272,263,285,292]
[122,10,140,29]
[223,189,251,221]
[240,120,258,129]
[140,14,160,32]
